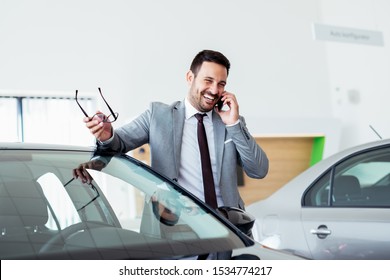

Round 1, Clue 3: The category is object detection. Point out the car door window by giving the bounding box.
[0,149,247,259]
[303,170,331,206]
[304,146,390,207]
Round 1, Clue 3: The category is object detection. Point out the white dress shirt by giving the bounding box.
[177,98,223,207]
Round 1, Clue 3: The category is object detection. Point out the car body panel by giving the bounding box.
[301,207,390,259]
[248,139,390,260]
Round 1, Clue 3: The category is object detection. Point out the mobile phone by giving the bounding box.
[216,97,224,111]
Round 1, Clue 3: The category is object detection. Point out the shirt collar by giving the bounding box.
[184,97,213,121]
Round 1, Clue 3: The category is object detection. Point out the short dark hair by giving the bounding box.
[190,50,230,76]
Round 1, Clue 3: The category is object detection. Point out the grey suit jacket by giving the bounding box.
[100,100,268,209]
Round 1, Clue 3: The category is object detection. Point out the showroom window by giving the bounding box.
[304,146,390,207]
[1,95,95,146]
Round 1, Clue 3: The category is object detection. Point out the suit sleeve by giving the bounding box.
[226,116,269,179]
[98,106,152,153]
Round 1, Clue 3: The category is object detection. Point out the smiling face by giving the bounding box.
[186,61,227,112]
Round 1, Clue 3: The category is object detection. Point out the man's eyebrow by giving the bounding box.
[204,76,227,84]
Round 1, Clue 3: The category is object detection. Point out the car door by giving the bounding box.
[301,146,390,259]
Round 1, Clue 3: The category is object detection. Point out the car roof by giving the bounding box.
[263,138,390,200]
[315,138,390,169]
[324,138,390,160]
[0,142,95,152]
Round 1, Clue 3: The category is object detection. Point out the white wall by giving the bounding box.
[0,0,388,157]
[320,0,390,149]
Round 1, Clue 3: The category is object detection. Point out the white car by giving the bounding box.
[247,138,390,260]
[0,142,303,260]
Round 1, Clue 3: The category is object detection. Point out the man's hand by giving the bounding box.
[84,111,113,142]
[215,91,239,125]
[73,159,106,184]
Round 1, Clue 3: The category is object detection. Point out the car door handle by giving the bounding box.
[310,225,331,239]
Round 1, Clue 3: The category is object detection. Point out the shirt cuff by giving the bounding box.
[98,134,114,145]
[226,119,240,127]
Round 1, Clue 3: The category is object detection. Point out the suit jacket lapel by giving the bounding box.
[213,112,226,182]
[172,101,185,177]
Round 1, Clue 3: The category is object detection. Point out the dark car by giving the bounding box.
[0,142,303,260]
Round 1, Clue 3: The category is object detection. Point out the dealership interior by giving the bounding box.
[2,1,390,273]
[2,0,389,203]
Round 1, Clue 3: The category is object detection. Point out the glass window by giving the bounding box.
[0,148,244,259]
[304,170,331,206]
[22,97,94,145]
[0,94,95,145]
[304,146,390,207]
[37,172,81,230]
[0,97,19,141]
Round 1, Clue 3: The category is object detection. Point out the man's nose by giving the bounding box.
[209,82,219,94]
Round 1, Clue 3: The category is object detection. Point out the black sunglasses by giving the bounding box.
[75,88,119,123]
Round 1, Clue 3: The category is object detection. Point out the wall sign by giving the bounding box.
[312,23,384,46]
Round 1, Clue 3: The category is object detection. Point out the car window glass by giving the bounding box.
[88,161,232,239]
[0,149,245,259]
[37,172,81,229]
[333,147,390,207]
[304,170,331,206]
[304,146,390,207]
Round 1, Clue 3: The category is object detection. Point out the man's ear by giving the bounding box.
[186,70,194,85]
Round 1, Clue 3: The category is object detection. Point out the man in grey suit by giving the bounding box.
[84,49,268,212]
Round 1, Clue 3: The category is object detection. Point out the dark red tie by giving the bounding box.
[195,113,218,209]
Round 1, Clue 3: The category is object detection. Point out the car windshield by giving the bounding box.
[0,148,244,259]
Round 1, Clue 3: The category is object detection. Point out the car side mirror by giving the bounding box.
[217,206,255,237]
[231,254,260,260]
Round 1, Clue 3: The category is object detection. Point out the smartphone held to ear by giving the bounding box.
[216,98,224,111]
